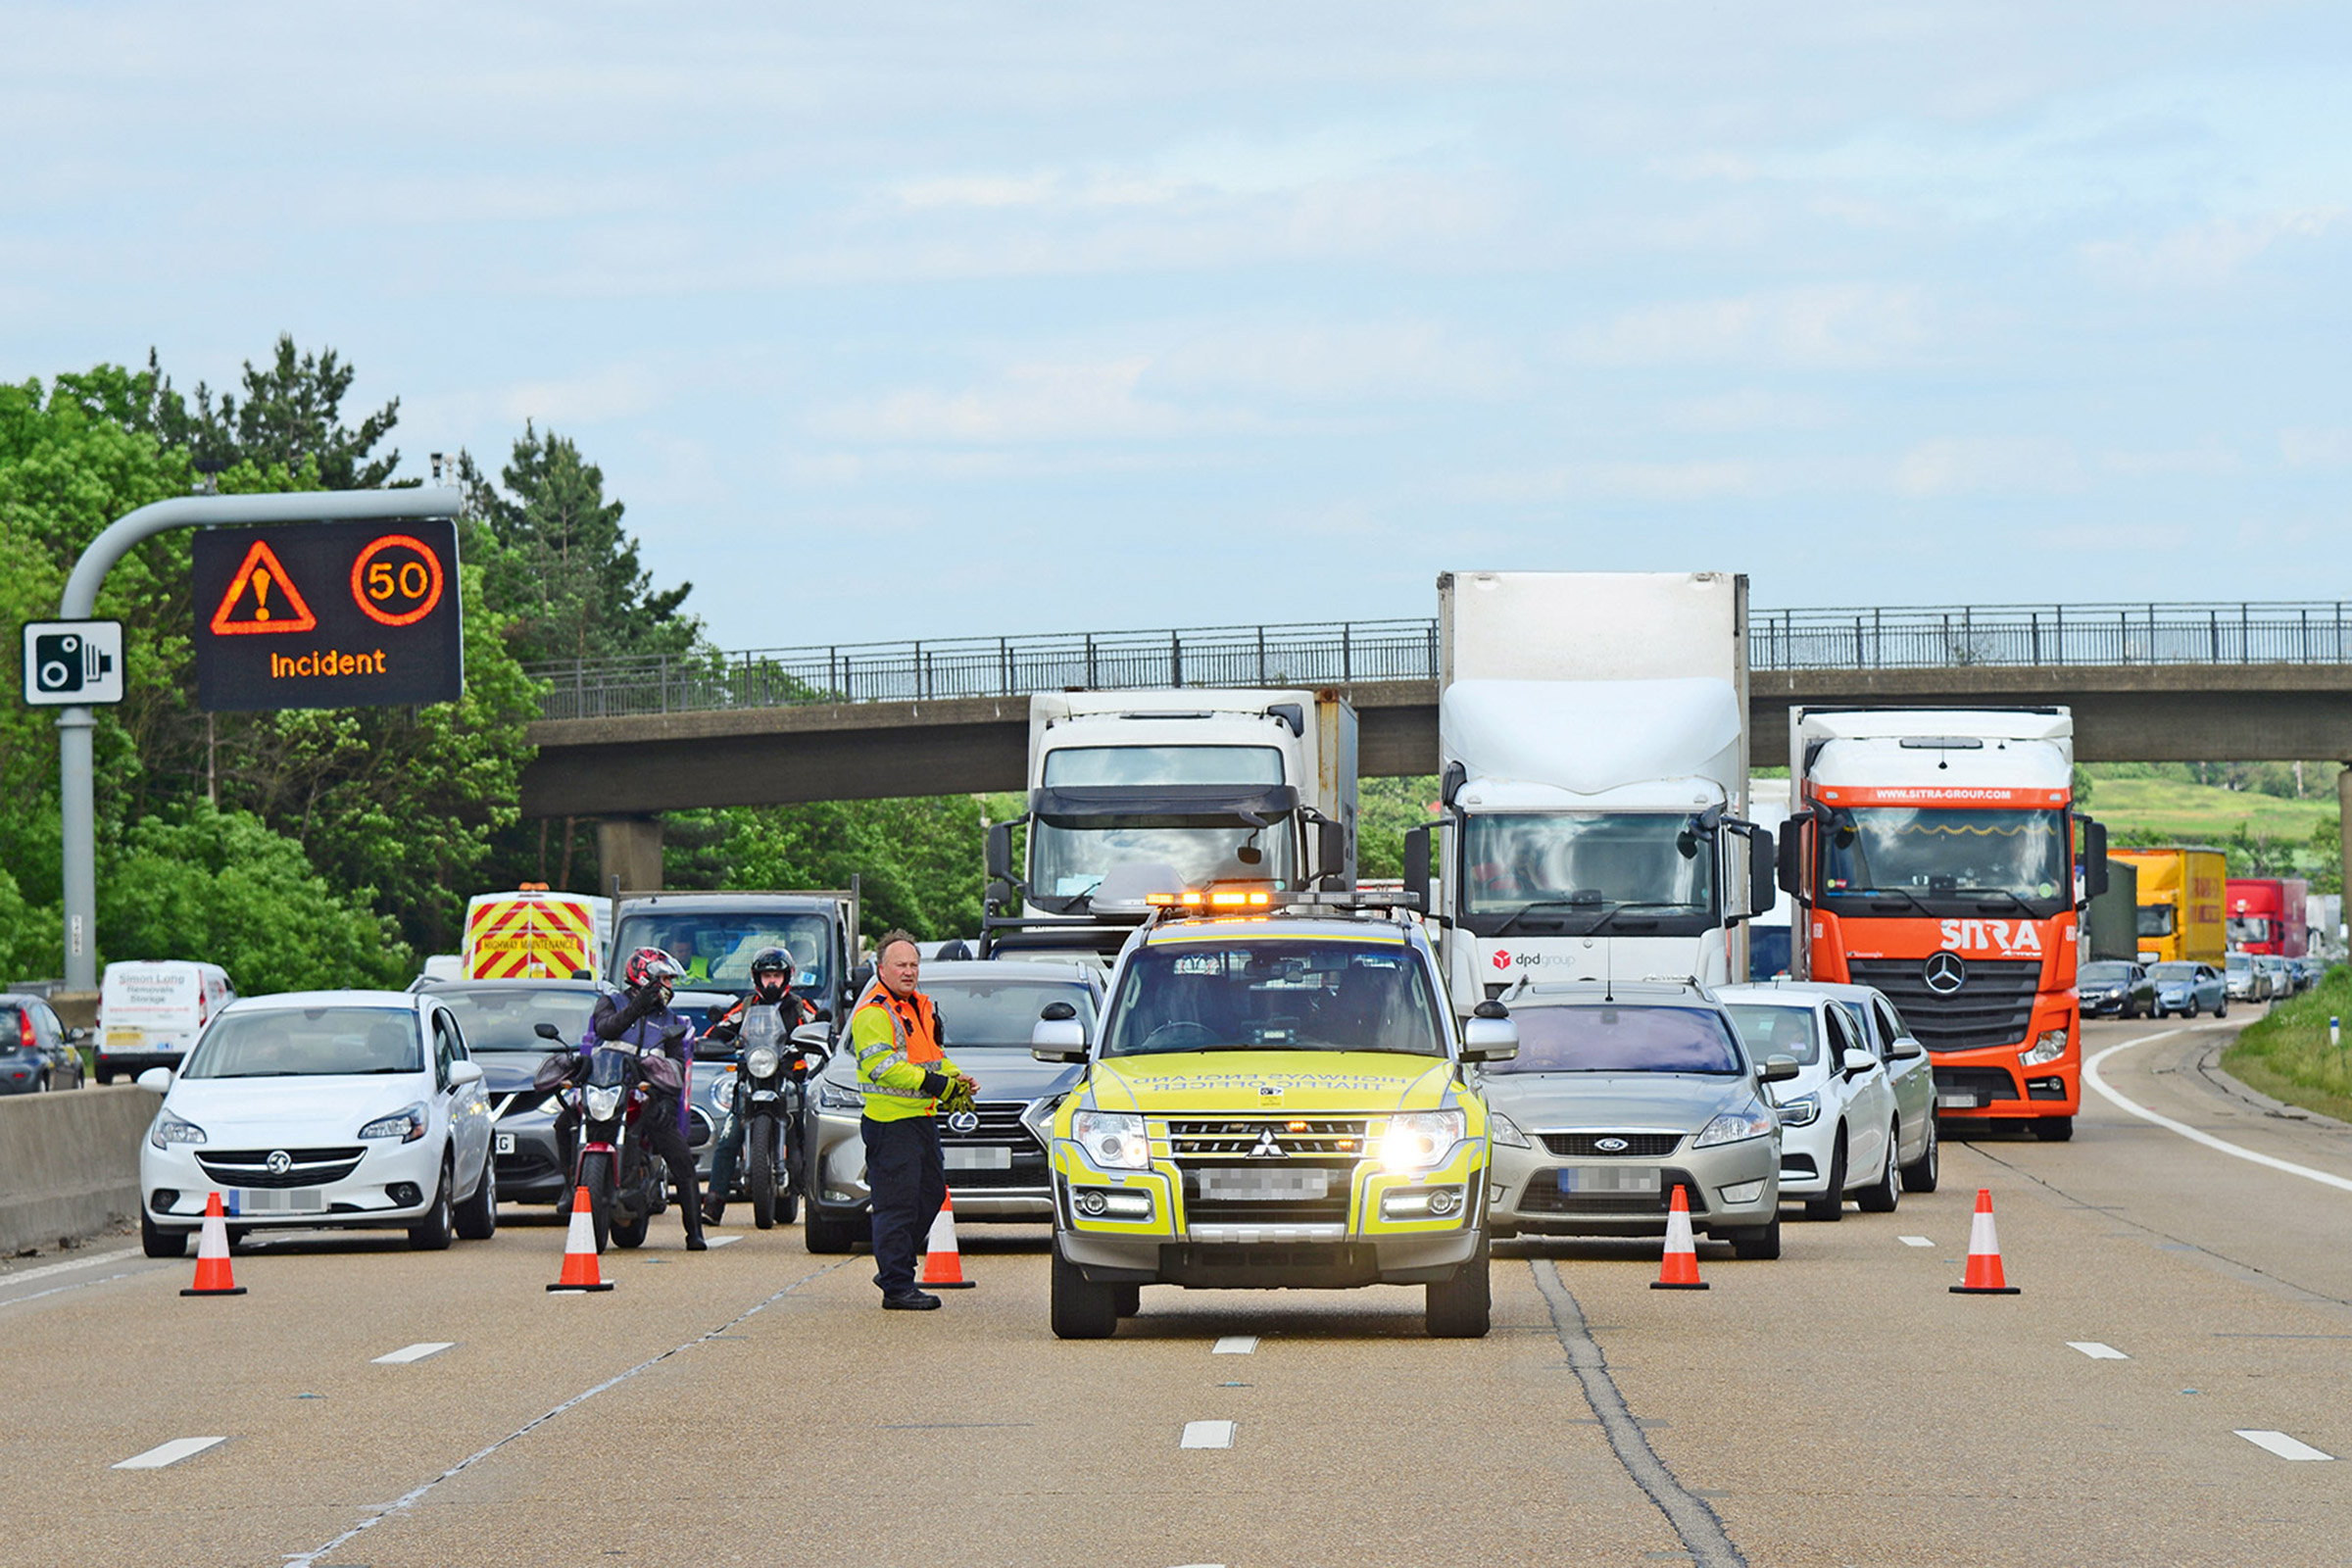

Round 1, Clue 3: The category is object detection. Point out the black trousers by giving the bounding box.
[862,1115,945,1295]
[640,1093,705,1242]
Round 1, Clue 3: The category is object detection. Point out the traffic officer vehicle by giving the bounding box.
[1036,888,1510,1340]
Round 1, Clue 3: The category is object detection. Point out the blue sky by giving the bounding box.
[5,3,2347,653]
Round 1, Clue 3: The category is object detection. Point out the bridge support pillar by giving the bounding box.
[2340,765,2352,950]
[598,815,664,896]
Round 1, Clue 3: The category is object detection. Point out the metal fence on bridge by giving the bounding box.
[530,602,2352,721]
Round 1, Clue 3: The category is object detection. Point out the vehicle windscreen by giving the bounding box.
[611,911,833,995]
[1490,1004,1746,1075]
[2080,962,2137,983]
[2148,962,2201,981]
[434,988,602,1052]
[1818,807,2068,911]
[0,1006,31,1052]
[1031,745,1296,903]
[2225,954,2253,972]
[2226,916,2276,945]
[1102,939,1446,1058]
[924,979,1098,1048]
[1723,1003,1823,1066]
[1459,812,1718,936]
[183,1007,420,1078]
[2136,905,2177,938]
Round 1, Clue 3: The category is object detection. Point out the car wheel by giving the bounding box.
[32,1072,47,1093]
[1902,1111,1940,1194]
[804,1203,858,1254]
[2216,998,2228,1019]
[1111,1282,1142,1318]
[2032,1116,2075,1143]
[454,1152,498,1241]
[95,1067,115,1086]
[1050,1239,1121,1340]
[409,1156,456,1250]
[141,1210,188,1259]
[1856,1122,1902,1212]
[1803,1131,1847,1221]
[2184,997,2199,1019]
[1730,1217,1782,1259]
[1424,1229,1492,1339]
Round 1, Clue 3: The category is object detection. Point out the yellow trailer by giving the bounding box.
[2109,847,2227,965]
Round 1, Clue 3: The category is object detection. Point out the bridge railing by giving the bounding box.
[529,602,2350,720]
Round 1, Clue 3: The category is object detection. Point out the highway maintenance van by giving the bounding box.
[1035,888,1512,1340]
[462,889,612,981]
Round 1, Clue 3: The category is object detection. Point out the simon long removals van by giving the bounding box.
[95,960,235,1084]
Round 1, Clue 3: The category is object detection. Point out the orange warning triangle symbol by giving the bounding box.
[208,540,318,636]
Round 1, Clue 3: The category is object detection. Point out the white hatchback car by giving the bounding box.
[138,991,498,1256]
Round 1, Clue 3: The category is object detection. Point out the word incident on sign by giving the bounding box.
[192,518,463,713]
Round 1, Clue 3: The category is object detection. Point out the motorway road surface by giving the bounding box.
[5,1012,2350,1567]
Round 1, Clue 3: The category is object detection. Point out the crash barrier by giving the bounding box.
[0,1084,154,1254]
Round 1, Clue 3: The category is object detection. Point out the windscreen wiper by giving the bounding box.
[1583,900,1702,934]
[1838,886,1931,915]
[1486,898,1598,940]
[1956,887,2035,913]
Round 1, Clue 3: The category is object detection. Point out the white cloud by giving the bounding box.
[2081,207,2347,287]
[2280,426,2352,469]
[1575,285,1936,369]
[1151,321,1521,401]
[1663,387,1846,432]
[812,358,1211,445]
[1894,436,2084,497]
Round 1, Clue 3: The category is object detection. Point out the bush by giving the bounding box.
[2223,964,2352,1122]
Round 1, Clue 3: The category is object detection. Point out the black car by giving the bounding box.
[420,979,618,1204]
[0,994,82,1094]
[2077,960,2156,1019]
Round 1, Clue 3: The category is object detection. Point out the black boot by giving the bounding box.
[681,1179,709,1250]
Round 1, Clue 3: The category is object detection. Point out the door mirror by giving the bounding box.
[1402,824,1431,913]
[2082,818,2110,901]
[1460,1015,1519,1062]
[533,1021,564,1041]
[985,818,1017,882]
[1031,1017,1089,1063]
[1889,1035,1925,1060]
[1757,1054,1800,1085]
[1841,1048,1878,1077]
[1777,823,1804,900]
[1040,1001,1078,1022]
[447,1059,484,1088]
[135,1066,173,1093]
[1316,818,1348,889]
[1748,827,1777,917]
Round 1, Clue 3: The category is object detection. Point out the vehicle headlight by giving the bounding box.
[816,1080,863,1112]
[1696,1106,1779,1148]
[535,1094,567,1115]
[584,1086,622,1121]
[1380,1109,1466,1173]
[150,1110,207,1150]
[745,1047,780,1079]
[710,1075,736,1109]
[1488,1109,1530,1149]
[2020,1029,2069,1068]
[1070,1109,1152,1170]
[359,1102,428,1143]
[1020,1095,1061,1147]
[1772,1093,1820,1128]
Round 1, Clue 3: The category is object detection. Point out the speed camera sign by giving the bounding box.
[22,620,124,707]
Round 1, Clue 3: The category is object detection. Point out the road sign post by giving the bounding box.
[52,491,462,990]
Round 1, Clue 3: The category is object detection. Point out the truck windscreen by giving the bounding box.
[1817,807,2068,911]
[1034,745,1295,904]
[2137,905,2176,938]
[610,911,834,994]
[1102,940,1446,1058]
[1458,812,1718,936]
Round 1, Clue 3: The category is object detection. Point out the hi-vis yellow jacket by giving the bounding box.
[851,985,962,1122]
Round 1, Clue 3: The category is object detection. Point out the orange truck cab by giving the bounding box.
[1782,708,2105,1143]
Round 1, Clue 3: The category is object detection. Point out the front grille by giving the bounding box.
[1539,1132,1683,1158]
[1181,1168,1351,1226]
[1933,1066,2019,1103]
[195,1147,365,1189]
[1846,957,2041,1053]
[939,1102,1036,1145]
[941,1101,1048,1188]
[1168,1118,1372,1159]
[1517,1168,1707,1216]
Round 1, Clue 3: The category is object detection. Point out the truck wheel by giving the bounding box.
[1425,1229,1492,1338]
[1803,1132,1847,1221]
[1111,1282,1141,1318]
[141,1211,188,1259]
[1051,1240,1120,1339]
[804,1204,858,1254]
[1730,1217,1781,1260]
[2032,1116,2075,1143]
[1901,1114,1940,1194]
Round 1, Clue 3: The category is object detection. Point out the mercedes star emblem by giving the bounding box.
[265,1150,293,1176]
[1594,1137,1630,1153]
[946,1110,981,1135]
[1923,951,1968,996]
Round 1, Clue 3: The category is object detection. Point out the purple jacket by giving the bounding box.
[586,990,696,1134]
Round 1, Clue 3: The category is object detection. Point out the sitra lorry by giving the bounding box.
[983,688,1359,960]
[1403,571,1777,1013]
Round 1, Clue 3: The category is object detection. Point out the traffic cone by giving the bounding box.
[1949,1188,2021,1295]
[1650,1184,1709,1291]
[547,1186,615,1293]
[917,1190,976,1290]
[181,1193,246,1298]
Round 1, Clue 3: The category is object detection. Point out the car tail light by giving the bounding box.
[18,1011,32,1051]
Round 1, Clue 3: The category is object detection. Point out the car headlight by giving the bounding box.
[1070,1109,1152,1170]
[745,1047,779,1079]
[150,1110,207,1149]
[535,1094,568,1115]
[584,1086,622,1122]
[1380,1109,1466,1173]
[1772,1093,1820,1128]
[1488,1109,1530,1149]
[359,1102,428,1143]
[1695,1106,1779,1148]
[1020,1095,1061,1147]
[710,1075,735,1109]
[2020,1029,2069,1068]
[816,1080,862,1112]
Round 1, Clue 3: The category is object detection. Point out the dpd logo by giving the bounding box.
[1492,950,1512,970]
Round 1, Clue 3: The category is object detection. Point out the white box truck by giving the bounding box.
[1404,571,1774,1011]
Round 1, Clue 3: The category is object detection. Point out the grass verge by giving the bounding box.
[2222,965,2352,1122]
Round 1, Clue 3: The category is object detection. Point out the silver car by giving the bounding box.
[2148,961,2228,1019]
[1479,980,1795,1260]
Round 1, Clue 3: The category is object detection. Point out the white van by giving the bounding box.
[94,961,235,1084]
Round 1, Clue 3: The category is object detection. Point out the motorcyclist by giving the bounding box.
[700,946,819,1226]
[587,947,708,1250]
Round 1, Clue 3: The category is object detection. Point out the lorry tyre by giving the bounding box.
[1111,1283,1141,1318]
[141,1211,188,1259]
[1803,1132,1847,1221]
[1424,1230,1492,1338]
[804,1203,858,1254]
[1901,1114,1940,1194]
[2032,1116,2075,1143]
[1856,1123,1902,1213]
[1051,1240,1120,1340]
[1730,1217,1781,1260]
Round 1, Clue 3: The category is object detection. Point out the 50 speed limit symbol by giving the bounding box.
[350,533,446,627]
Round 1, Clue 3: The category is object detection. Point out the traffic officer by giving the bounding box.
[853,930,976,1310]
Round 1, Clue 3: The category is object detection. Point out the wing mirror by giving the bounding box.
[447,1059,484,1088]
[1031,1016,1089,1063]
[534,1021,564,1041]
[135,1066,173,1093]
[1402,823,1432,913]
[1461,999,1518,1063]
[1040,1001,1077,1022]
[1889,1035,1924,1061]
[1757,1054,1800,1085]
[1841,1048,1879,1077]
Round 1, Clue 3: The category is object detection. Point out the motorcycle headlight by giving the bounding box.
[816,1080,863,1112]
[585,1086,622,1121]
[1773,1093,1821,1128]
[1696,1105,1779,1148]
[745,1047,780,1079]
[150,1110,207,1149]
[1380,1109,1466,1173]
[2020,1029,2070,1068]
[1488,1109,1531,1149]
[1070,1109,1152,1170]
[359,1102,428,1143]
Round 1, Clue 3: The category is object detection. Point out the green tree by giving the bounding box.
[118,336,403,489]
[706,798,986,944]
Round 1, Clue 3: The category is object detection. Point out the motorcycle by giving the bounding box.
[716,1004,827,1229]
[536,1021,689,1252]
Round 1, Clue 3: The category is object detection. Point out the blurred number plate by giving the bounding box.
[105,1030,142,1051]
[945,1146,1012,1171]
[1936,1093,1985,1109]
[237,1188,324,1213]
[1198,1168,1330,1200]
[1558,1166,1660,1194]
[495,1133,516,1154]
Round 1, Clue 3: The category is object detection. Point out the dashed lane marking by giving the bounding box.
[373,1342,456,1365]
[0,1247,140,1285]
[2235,1430,2335,1462]
[2084,1032,2352,1195]
[1180,1420,1237,1449]
[1211,1336,1257,1354]
[1897,1236,1934,1248]
[706,1235,740,1248]
[114,1437,226,1470]
[2068,1342,2130,1359]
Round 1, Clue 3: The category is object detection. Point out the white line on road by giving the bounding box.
[2235,1430,2335,1461]
[372,1342,456,1365]
[0,1247,140,1286]
[114,1437,226,1470]
[2068,1342,2130,1359]
[2084,1032,2352,1195]
[1180,1420,1237,1448]
[705,1235,740,1248]
[1211,1336,1257,1354]
[1897,1236,1934,1248]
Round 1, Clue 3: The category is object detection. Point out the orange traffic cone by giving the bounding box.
[917,1190,976,1290]
[181,1193,246,1298]
[547,1186,615,1293]
[1650,1184,1709,1291]
[1950,1188,2021,1295]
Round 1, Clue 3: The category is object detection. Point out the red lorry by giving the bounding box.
[2226,877,2307,958]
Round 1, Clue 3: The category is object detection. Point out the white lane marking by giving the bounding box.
[1180,1420,1236,1448]
[2068,1341,2130,1359]
[2084,1032,2352,1195]
[372,1342,456,1365]
[0,1247,141,1286]
[705,1235,740,1249]
[2236,1429,2335,1461]
[1211,1336,1258,1354]
[114,1436,226,1470]
[1897,1236,1934,1248]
